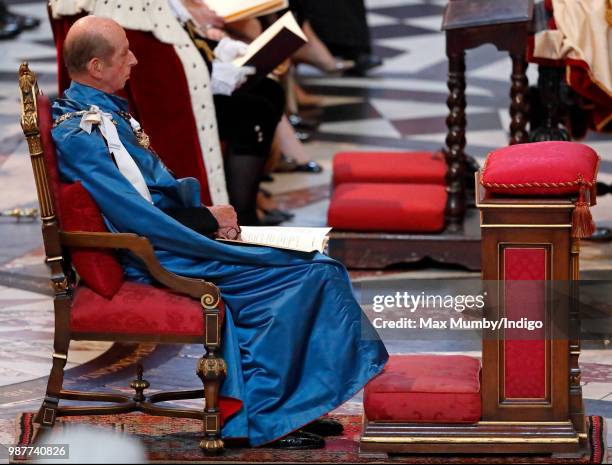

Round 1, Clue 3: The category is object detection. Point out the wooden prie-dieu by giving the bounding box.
[360,176,587,456]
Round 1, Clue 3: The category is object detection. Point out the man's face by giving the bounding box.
[97,29,138,92]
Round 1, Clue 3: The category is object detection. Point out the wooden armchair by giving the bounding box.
[18,62,232,454]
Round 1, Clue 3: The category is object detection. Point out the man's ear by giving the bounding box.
[87,57,103,79]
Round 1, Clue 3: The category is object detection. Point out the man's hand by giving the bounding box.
[208,205,241,239]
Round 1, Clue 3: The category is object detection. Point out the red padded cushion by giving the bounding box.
[364,355,482,423]
[59,183,124,299]
[332,151,447,187]
[35,94,124,299]
[481,141,599,198]
[71,281,224,337]
[327,183,447,232]
[71,282,241,423]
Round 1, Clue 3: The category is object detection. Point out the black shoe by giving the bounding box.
[294,160,323,173]
[300,418,344,437]
[295,131,312,143]
[344,54,383,77]
[269,431,325,450]
[596,181,610,196]
[584,227,612,242]
[260,209,288,226]
[9,12,41,31]
[0,16,21,40]
[288,114,319,131]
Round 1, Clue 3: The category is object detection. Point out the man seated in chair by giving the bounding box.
[51,15,388,450]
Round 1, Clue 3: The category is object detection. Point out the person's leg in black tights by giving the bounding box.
[223,153,265,225]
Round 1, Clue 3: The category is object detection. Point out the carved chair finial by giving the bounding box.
[18,61,40,136]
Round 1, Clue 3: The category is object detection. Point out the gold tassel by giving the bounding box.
[571,180,595,238]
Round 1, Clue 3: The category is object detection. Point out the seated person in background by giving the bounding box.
[52,15,388,449]
[178,0,325,174]
[168,0,295,225]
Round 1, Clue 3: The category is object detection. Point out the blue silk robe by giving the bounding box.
[51,81,388,446]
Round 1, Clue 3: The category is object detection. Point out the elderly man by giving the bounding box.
[51,16,388,449]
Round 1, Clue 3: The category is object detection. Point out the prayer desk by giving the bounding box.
[477,180,586,454]
[360,179,587,456]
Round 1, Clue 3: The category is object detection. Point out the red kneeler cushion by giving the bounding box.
[327,183,447,232]
[481,141,599,197]
[58,183,125,299]
[332,151,447,187]
[364,355,482,423]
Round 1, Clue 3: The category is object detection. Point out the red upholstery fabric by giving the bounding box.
[364,355,482,423]
[59,183,125,299]
[503,248,547,399]
[71,281,223,337]
[327,183,447,232]
[49,14,213,204]
[332,151,447,187]
[72,281,241,423]
[481,141,599,197]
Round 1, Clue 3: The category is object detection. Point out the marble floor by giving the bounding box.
[0,0,611,462]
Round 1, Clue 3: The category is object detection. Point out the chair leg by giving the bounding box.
[197,300,227,454]
[35,295,71,429]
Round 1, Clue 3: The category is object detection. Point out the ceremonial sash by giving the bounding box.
[79,105,154,203]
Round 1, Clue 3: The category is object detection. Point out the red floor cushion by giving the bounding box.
[332,151,447,187]
[71,281,224,338]
[327,183,447,232]
[364,355,482,423]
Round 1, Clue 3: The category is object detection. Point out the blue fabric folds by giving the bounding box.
[51,82,388,446]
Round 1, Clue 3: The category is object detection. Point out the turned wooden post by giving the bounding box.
[509,55,530,144]
[444,52,467,231]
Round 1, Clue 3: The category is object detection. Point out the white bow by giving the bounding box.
[79,105,153,203]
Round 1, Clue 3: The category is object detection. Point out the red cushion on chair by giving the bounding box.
[71,281,224,337]
[332,151,447,187]
[481,141,599,197]
[364,355,482,423]
[327,183,447,232]
[59,183,124,299]
[36,94,124,299]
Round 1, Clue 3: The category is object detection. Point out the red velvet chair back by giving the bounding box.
[36,93,125,298]
[49,12,213,204]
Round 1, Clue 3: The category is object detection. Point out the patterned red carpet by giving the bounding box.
[14,413,606,463]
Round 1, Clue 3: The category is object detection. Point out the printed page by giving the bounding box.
[205,0,287,22]
[219,227,332,253]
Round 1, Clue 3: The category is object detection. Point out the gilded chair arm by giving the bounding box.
[59,231,220,303]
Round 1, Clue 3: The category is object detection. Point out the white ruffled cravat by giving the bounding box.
[79,105,153,203]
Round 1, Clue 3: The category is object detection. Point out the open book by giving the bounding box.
[206,0,288,23]
[218,226,332,253]
[234,11,307,80]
